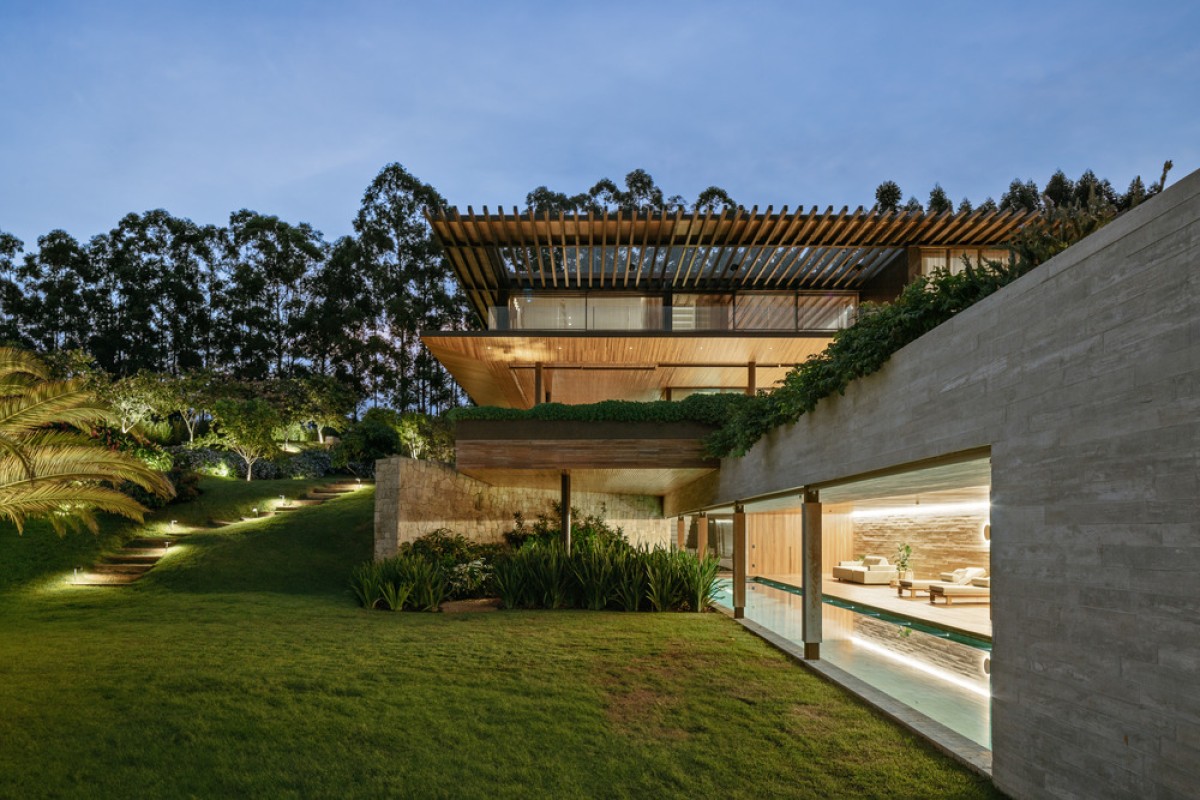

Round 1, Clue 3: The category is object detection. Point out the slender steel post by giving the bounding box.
[534,362,544,406]
[560,470,572,554]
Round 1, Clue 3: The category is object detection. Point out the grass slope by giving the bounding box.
[0,481,1000,799]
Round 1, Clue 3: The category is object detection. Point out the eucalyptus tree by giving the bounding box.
[13,230,97,354]
[353,163,468,412]
[0,232,26,344]
[221,210,326,378]
[296,236,379,403]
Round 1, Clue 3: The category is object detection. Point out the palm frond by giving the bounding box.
[0,483,153,534]
[0,379,113,437]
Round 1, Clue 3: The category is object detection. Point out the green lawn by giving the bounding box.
[0,478,1000,799]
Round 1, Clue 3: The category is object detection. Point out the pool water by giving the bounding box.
[714,578,991,748]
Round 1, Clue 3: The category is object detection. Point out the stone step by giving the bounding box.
[73,572,142,586]
[92,562,155,575]
[124,538,169,549]
[284,498,324,506]
[209,519,238,527]
[102,553,161,564]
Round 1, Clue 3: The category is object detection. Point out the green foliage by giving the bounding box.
[874,181,902,212]
[349,551,449,612]
[450,392,748,427]
[493,539,718,613]
[705,241,1067,457]
[209,397,282,481]
[502,505,627,550]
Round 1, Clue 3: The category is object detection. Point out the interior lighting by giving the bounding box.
[850,501,990,520]
[849,635,990,699]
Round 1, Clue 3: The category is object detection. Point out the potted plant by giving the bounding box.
[894,543,913,581]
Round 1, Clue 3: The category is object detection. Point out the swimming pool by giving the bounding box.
[714,577,992,748]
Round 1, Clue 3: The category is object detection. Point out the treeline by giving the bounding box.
[0,164,472,414]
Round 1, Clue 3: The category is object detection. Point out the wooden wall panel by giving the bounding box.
[745,509,853,577]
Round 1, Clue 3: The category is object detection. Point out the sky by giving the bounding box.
[1,0,1197,248]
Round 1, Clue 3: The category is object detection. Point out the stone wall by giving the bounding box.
[853,513,990,578]
[374,457,671,559]
[711,168,1200,798]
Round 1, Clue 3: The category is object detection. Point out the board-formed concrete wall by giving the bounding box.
[374,457,671,559]
[713,169,1200,799]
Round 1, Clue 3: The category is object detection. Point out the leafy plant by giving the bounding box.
[571,538,618,610]
[349,562,385,609]
[0,347,175,534]
[380,580,414,612]
[644,548,682,612]
[678,553,721,612]
[612,547,648,612]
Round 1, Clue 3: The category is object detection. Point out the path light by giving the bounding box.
[170,520,178,531]
[165,540,170,551]
[253,507,259,517]
[72,566,79,585]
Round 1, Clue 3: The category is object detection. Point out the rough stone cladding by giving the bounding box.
[374,457,671,559]
[713,168,1200,799]
[853,513,990,578]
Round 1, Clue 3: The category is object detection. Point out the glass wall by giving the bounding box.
[489,292,857,332]
[920,248,1009,276]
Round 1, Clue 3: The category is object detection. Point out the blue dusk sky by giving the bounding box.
[1,0,1197,247]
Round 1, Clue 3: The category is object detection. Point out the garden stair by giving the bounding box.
[75,481,372,586]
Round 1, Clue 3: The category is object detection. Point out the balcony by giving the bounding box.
[485,292,857,333]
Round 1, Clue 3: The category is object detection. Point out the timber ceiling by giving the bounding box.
[422,332,831,407]
[428,205,1036,319]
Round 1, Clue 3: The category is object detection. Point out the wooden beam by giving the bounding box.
[696,513,708,560]
[801,489,822,659]
[677,516,686,550]
[733,503,747,619]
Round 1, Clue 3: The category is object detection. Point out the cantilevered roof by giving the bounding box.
[428,205,1036,318]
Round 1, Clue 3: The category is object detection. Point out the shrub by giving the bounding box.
[503,505,627,550]
[276,448,332,479]
[449,392,747,427]
[350,552,449,612]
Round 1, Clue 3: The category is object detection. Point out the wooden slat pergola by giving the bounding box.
[428,205,1036,320]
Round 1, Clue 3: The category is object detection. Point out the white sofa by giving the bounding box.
[832,556,897,584]
[897,567,987,598]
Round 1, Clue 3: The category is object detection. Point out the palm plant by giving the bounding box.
[0,348,174,534]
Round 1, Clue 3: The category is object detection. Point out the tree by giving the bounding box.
[927,184,953,214]
[999,179,1041,213]
[157,371,214,444]
[874,181,902,212]
[220,210,326,379]
[210,397,280,481]
[693,186,738,213]
[0,347,173,533]
[0,231,25,345]
[103,372,167,434]
[292,374,354,444]
[1043,170,1074,209]
[354,163,469,413]
[15,230,96,354]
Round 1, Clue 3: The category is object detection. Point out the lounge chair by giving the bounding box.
[831,556,897,585]
[929,576,991,605]
[897,567,987,598]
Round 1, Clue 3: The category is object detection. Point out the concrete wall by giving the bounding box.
[712,169,1200,799]
[374,457,671,559]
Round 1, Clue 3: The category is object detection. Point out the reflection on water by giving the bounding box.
[714,579,991,748]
